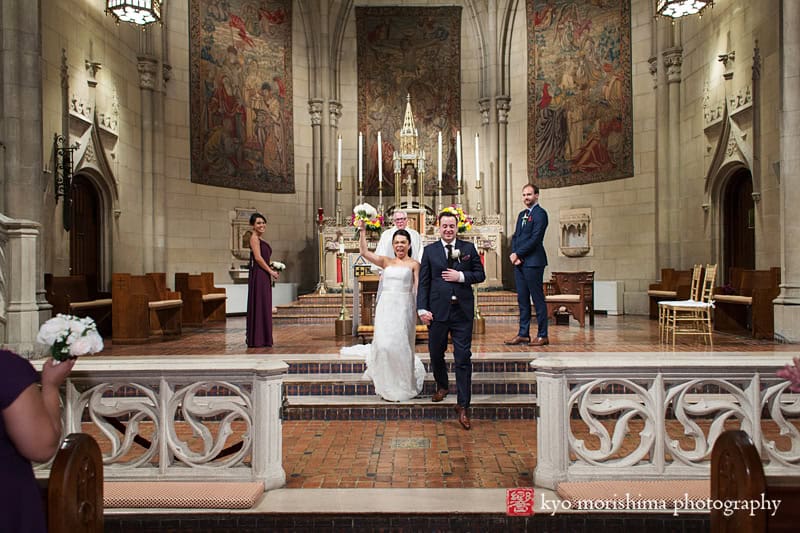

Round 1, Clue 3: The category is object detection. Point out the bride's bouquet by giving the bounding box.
[36,314,104,362]
[269,260,286,287]
[350,202,383,237]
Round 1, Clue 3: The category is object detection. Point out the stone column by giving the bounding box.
[478,97,492,220]
[496,95,511,223]
[0,0,47,319]
[137,56,161,273]
[663,46,683,268]
[532,369,569,489]
[774,1,800,341]
[309,98,324,213]
[328,100,342,218]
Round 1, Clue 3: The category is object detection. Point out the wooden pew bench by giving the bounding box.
[713,267,780,339]
[40,433,104,533]
[647,268,693,319]
[545,271,594,327]
[112,272,183,344]
[44,274,112,336]
[711,429,800,532]
[174,272,227,327]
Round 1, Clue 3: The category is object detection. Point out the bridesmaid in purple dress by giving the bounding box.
[246,213,280,347]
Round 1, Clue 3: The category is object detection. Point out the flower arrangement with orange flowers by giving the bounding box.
[441,205,474,233]
[350,203,383,235]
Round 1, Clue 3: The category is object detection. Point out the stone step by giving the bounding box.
[282,394,536,420]
[284,372,536,397]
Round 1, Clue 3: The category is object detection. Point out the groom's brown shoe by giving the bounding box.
[504,335,531,345]
[454,405,471,430]
[432,388,449,402]
[529,337,550,346]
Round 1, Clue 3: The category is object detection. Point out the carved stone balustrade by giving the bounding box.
[533,353,800,489]
[32,356,288,489]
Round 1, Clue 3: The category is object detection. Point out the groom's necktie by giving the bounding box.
[446,244,454,267]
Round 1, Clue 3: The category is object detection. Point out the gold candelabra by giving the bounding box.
[314,208,328,295]
[334,241,352,337]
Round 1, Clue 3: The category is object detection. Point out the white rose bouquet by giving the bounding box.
[269,260,286,287]
[36,314,104,362]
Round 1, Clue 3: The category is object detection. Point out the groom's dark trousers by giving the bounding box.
[428,304,473,408]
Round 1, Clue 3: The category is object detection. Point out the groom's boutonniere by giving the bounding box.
[451,248,461,263]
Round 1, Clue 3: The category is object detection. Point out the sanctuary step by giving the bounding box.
[273,290,526,324]
[281,355,537,421]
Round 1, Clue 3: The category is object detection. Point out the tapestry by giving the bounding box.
[356,6,462,196]
[527,0,633,188]
[189,0,294,193]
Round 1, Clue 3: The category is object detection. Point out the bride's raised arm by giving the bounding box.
[358,220,388,269]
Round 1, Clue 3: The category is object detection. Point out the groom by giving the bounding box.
[417,211,486,430]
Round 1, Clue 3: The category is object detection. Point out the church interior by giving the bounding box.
[2,0,800,530]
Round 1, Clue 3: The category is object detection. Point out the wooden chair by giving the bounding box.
[544,271,595,327]
[174,272,227,327]
[658,264,703,342]
[44,274,112,336]
[112,273,183,344]
[46,433,104,533]
[711,430,800,532]
[661,264,717,347]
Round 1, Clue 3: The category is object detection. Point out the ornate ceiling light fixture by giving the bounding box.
[656,0,714,19]
[106,0,161,26]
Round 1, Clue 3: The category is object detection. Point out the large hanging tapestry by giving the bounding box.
[189,0,294,193]
[527,1,632,188]
[356,6,461,196]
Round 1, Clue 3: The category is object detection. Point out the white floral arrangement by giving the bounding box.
[37,314,104,362]
[269,261,286,287]
[350,202,383,235]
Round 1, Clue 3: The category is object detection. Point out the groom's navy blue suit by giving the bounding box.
[417,239,486,408]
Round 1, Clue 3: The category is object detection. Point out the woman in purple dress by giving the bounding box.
[1,350,75,532]
[246,212,280,347]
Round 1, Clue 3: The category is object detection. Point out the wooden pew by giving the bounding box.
[45,433,104,533]
[711,429,800,532]
[713,268,780,339]
[44,274,112,336]
[647,268,693,319]
[174,272,227,327]
[112,273,183,344]
[544,271,594,327]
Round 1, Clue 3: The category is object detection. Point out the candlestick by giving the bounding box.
[437,131,442,184]
[337,135,342,183]
[339,240,345,254]
[358,132,363,184]
[377,131,383,183]
[456,131,462,185]
[474,133,480,187]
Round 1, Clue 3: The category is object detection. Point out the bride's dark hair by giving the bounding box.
[393,229,412,257]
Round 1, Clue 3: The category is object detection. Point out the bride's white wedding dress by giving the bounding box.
[341,265,426,401]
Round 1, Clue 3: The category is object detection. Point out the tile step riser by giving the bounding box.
[285,382,535,396]
[282,405,536,421]
[287,362,535,373]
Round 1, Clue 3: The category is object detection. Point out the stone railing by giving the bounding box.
[0,214,41,354]
[533,353,800,489]
[33,356,288,489]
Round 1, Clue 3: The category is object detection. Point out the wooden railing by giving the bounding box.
[32,356,288,489]
[533,353,800,489]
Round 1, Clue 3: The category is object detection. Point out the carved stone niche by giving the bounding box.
[559,208,592,257]
[229,207,259,283]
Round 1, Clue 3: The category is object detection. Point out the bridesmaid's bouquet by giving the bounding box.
[269,260,286,287]
[36,314,104,362]
[350,202,383,237]
[441,205,474,233]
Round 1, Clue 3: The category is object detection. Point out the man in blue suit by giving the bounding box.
[506,183,550,347]
[417,211,486,430]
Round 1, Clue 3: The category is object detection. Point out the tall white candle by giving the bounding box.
[358,132,363,184]
[474,133,480,185]
[337,135,342,183]
[456,131,462,185]
[437,131,442,183]
[377,131,383,183]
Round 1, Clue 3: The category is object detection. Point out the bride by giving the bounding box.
[341,220,426,401]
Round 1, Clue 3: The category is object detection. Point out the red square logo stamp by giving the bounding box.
[506,487,535,516]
